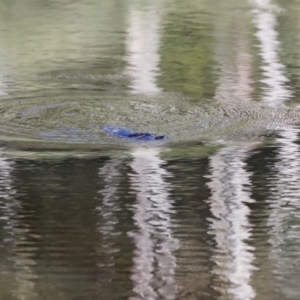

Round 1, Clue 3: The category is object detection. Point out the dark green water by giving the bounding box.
[0,0,300,299]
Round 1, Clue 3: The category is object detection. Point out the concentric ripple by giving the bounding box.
[0,92,299,149]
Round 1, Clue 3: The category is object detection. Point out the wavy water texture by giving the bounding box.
[0,93,300,149]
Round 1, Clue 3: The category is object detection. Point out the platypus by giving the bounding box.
[104,126,165,141]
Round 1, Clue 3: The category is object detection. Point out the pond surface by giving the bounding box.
[0,0,300,299]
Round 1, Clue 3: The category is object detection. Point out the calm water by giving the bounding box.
[0,0,300,299]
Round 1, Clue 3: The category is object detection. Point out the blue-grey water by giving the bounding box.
[0,0,300,299]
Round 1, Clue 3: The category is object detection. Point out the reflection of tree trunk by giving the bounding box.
[252,1,300,298]
[206,145,257,300]
[267,131,300,298]
[125,2,162,94]
[129,148,178,300]
[0,157,38,299]
[97,157,123,284]
[208,2,258,298]
[213,1,254,102]
[252,1,292,106]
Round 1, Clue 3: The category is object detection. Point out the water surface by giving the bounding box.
[0,0,300,299]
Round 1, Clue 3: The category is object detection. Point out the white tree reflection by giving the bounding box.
[208,3,258,297]
[0,154,37,299]
[97,157,123,272]
[128,147,178,300]
[207,145,257,300]
[252,0,300,297]
[124,2,179,298]
[125,1,162,95]
[252,0,292,106]
[213,2,254,102]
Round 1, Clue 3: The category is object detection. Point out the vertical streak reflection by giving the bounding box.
[207,145,257,300]
[252,0,292,106]
[0,155,37,299]
[125,3,162,95]
[252,0,300,296]
[97,158,123,271]
[129,148,178,300]
[265,129,300,297]
[210,4,257,298]
[214,11,253,102]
